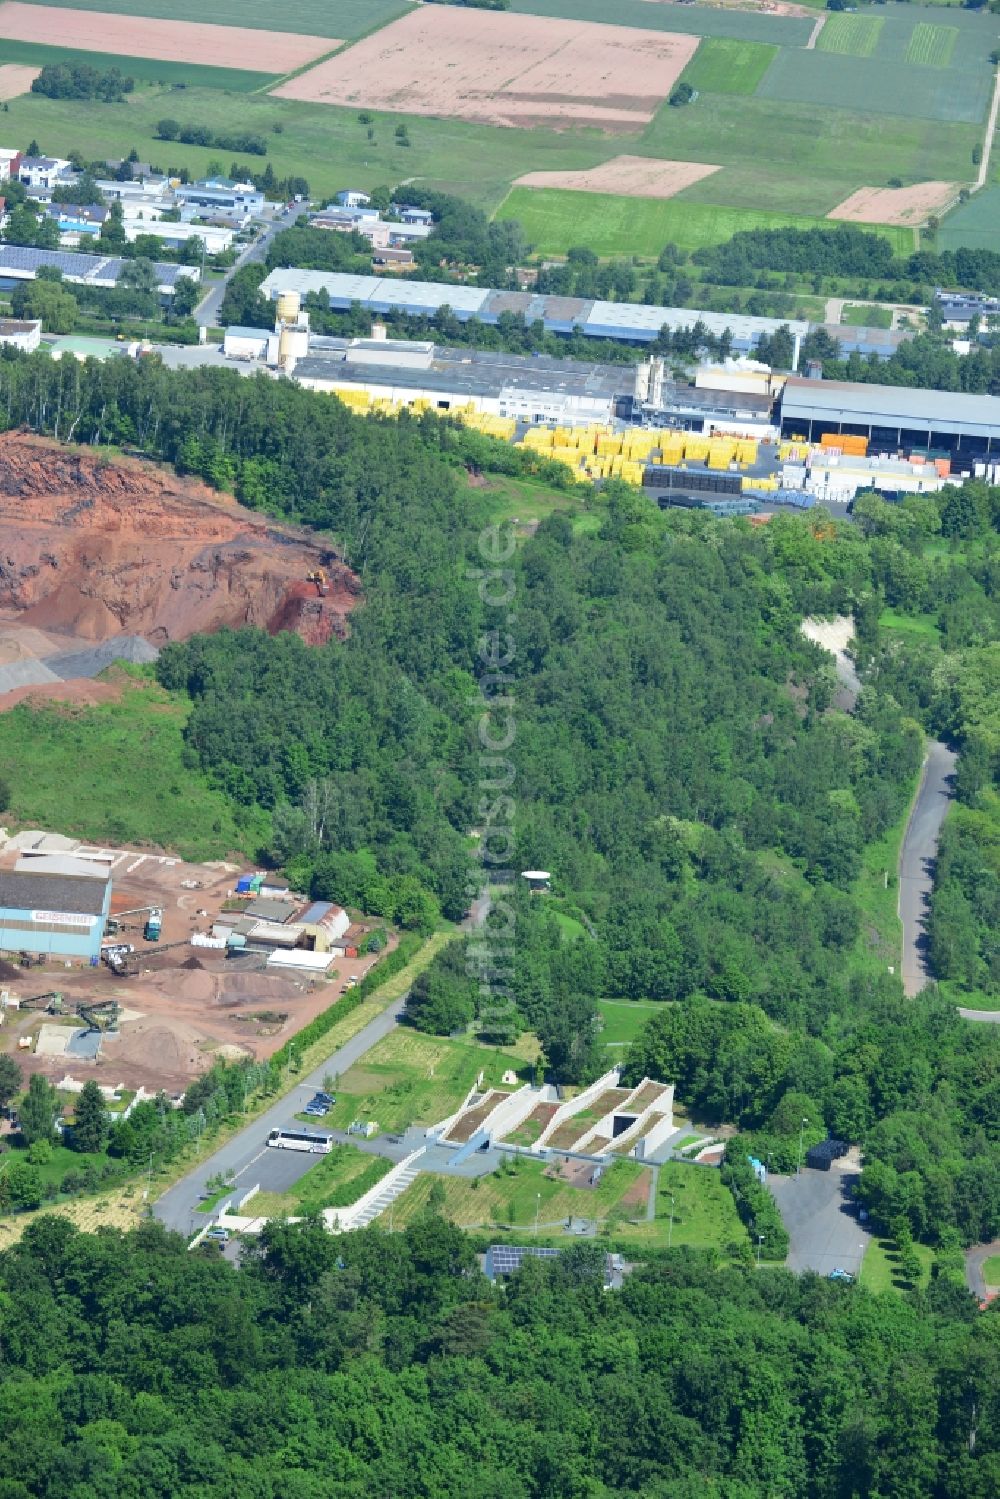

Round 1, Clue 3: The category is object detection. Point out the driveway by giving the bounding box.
[965,1239,1000,1301]
[898,741,957,996]
[769,1161,872,1279]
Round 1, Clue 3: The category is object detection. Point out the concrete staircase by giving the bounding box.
[346,1149,426,1229]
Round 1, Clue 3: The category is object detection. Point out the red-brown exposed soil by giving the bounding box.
[0,434,360,650]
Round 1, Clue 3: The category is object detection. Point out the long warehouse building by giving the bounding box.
[780,377,1000,457]
[259,268,810,355]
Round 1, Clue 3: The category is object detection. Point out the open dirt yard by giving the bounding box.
[0,830,389,1093]
[515,154,719,197]
[0,63,40,98]
[829,182,959,227]
[273,8,699,131]
[0,2,336,71]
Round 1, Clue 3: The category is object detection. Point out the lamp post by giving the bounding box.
[667,1193,675,1249]
[797,1117,808,1177]
[857,1241,867,1285]
[757,1234,765,1268]
[534,1192,541,1238]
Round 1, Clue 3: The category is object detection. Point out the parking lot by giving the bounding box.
[769,1157,872,1279]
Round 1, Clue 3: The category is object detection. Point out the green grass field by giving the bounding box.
[817,15,885,59]
[318,1028,531,1135]
[841,303,893,329]
[879,608,940,637]
[850,758,923,982]
[937,187,1000,251]
[982,1254,1000,1286]
[388,1155,647,1232]
[17,0,403,39]
[0,38,274,91]
[0,670,265,861]
[596,1000,660,1050]
[757,48,988,124]
[507,0,812,46]
[905,22,959,67]
[251,1145,392,1218]
[861,1236,933,1293]
[680,38,777,96]
[497,186,911,256]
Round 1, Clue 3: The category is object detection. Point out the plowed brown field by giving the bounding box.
[274,8,698,131]
[0,2,334,71]
[515,155,720,197]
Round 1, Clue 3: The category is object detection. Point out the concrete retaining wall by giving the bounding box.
[535,1066,621,1149]
[324,1146,426,1233]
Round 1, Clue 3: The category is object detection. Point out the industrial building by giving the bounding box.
[175,179,264,222]
[0,318,41,352]
[0,245,196,297]
[259,268,811,355]
[780,377,1000,458]
[0,868,111,963]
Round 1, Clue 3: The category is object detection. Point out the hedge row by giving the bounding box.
[270,932,425,1072]
[721,1152,789,1260]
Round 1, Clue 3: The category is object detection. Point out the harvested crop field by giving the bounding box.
[514,154,719,197]
[829,181,958,226]
[273,8,699,131]
[0,62,39,97]
[0,2,334,71]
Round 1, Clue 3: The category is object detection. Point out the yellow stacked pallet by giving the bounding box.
[621,461,644,486]
[683,436,710,463]
[735,440,758,466]
[660,439,685,467]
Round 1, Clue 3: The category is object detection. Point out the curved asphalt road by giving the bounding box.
[897,741,957,997]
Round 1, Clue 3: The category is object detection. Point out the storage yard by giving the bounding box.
[0,829,387,1094]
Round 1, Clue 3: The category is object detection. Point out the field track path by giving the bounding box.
[805,16,825,50]
[976,70,1000,190]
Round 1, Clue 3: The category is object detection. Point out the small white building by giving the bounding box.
[124,219,234,255]
[0,318,41,352]
[223,325,277,362]
[0,148,21,182]
[334,189,371,210]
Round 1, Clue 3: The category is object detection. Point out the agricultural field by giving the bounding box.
[497,186,912,256]
[274,8,698,133]
[0,37,274,90]
[514,155,719,200]
[506,0,813,48]
[817,15,884,59]
[9,0,398,38]
[937,187,1000,251]
[0,2,332,72]
[905,22,958,67]
[680,37,777,96]
[757,48,988,124]
[840,304,893,328]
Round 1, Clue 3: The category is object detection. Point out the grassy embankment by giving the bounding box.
[0,669,267,861]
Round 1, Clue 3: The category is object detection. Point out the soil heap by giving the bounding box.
[0,434,360,650]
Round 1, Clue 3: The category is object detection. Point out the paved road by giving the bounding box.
[898,741,957,996]
[195,202,302,329]
[769,1163,872,1279]
[154,997,407,1236]
[965,1238,1000,1300]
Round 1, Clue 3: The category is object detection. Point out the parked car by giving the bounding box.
[828,1267,854,1283]
[206,1227,229,1243]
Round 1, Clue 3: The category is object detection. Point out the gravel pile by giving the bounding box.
[0,658,60,694]
[45,634,159,681]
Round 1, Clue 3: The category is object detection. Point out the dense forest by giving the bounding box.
[0,1213,995,1498]
[0,350,998,1248]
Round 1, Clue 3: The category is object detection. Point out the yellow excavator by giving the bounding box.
[306,568,328,597]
